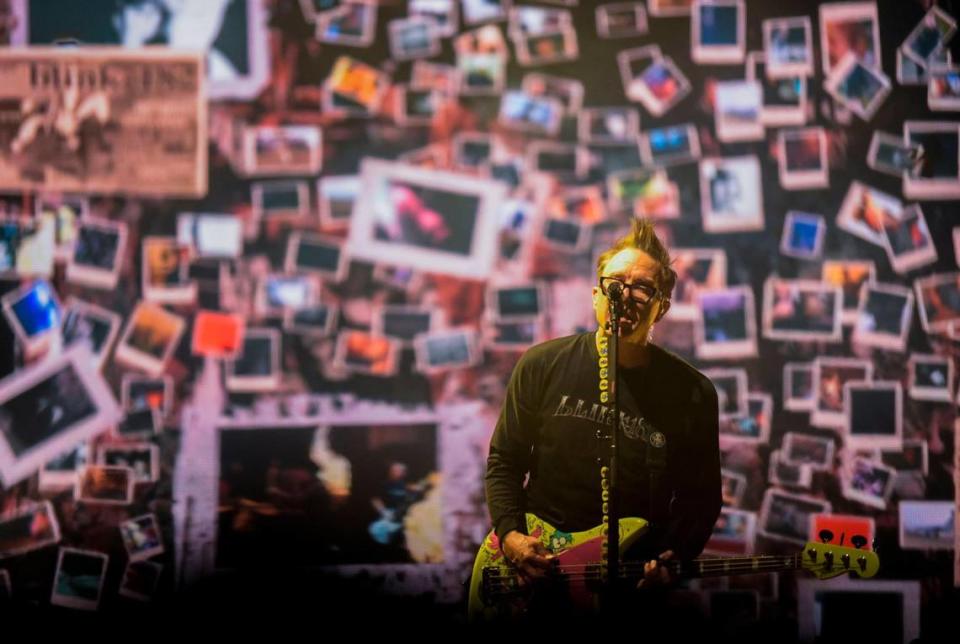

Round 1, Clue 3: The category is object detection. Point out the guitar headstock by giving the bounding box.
[800,542,879,579]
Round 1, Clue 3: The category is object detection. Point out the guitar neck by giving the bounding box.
[655,553,803,580]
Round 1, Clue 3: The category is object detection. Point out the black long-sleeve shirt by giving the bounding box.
[485,332,722,561]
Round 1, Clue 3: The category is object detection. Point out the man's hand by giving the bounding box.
[502,530,556,586]
[637,550,675,589]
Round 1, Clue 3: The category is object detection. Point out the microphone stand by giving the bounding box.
[600,295,623,610]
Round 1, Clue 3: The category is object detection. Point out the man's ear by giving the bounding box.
[655,298,671,322]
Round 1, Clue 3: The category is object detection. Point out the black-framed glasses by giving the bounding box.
[599,276,659,305]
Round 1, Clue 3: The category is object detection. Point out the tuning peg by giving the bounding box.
[851,535,867,550]
[823,551,834,569]
[818,529,834,544]
[806,547,818,562]
[841,553,850,569]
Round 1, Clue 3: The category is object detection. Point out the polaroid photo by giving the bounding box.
[746,52,807,127]
[508,5,571,37]
[99,443,159,484]
[409,0,459,38]
[40,441,90,492]
[494,195,539,267]
[116,408,161,440]
[547,185,608,227]
[454,23,508,56]
[410,62,460,101]
[780,212,826,260]
[371,305,440,347]
[141,237,196,306]
[333,330,399,377]
[899,501,954,551]
[35,194,87,261]
[778,128,829,190]
[811,357,873,429]
[867,131,924,178]
[530,142,588,182]
[242,125,322,178]
[668,248,727,319]
[119,514,164,562]
[114,302,186,377]
[714,80,763,142]
[822,260,876,326]
[836,181,903,247]
[119,560,163,602]
[703,367,748,418]
[462,0,510,25]
[763,16,814,78]
[842,456,896,510]
[903,121,960,200]
[121,374,173,417]
[901,5,957,67]
[782,432,836,471]
[908,354,953,402]
[514,28,579,67]
[758,489,832,546]
[316,175,359,233]
[640,123,700,168]
[61,297,122,371]
[323,56,388,114]
[596,2,648,39]
[609,169,679,220]
[699,156,764,233]
[694,286,757,361]
[819,1,881,76]
[718,393,772,446]
[66,219,127,290]
[768,449,813,490]
[621,51,691,117]
[395,85,442,126]
[0,500,60,559]
[704,508,756,555]
[484,317,546,350]
[75,465,134,505]
[315,2,377,47]
[851,282,914,352]
[498,90,564,136]
[12,0,270,100]
[251,180,311,225]
[844,380,903,451]
[177,212,243,257]
[521,72,584,115]
[284,303,338,338]
[284,233,348,282]
[914,272,960,334]
[487,284,546,321]
[0,214,55,278]
[50,547,107,611]
[881,204,937,274]
[457,52,507,95]
[578,107,640,146]
[347,159,506,280]
[541,217,588,254]
[721,468,747,507]
[389,16,441,61]
[783,362,815,412]
[929,67,960,111]
[1,279,62,358]
[798,578,921,644]
[226,328,281,392]
[0,344,120,486]
[691,0,745,65]
[414,328,480,374]
[763,277,843,342]
[824,53,892,121]
[191,310,244,359]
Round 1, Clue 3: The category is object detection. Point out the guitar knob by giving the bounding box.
[818,529,834,543]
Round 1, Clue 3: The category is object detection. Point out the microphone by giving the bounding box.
[606,280,625,303]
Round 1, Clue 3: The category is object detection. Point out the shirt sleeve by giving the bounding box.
[484,349,542,542]
[655,377,722,561]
